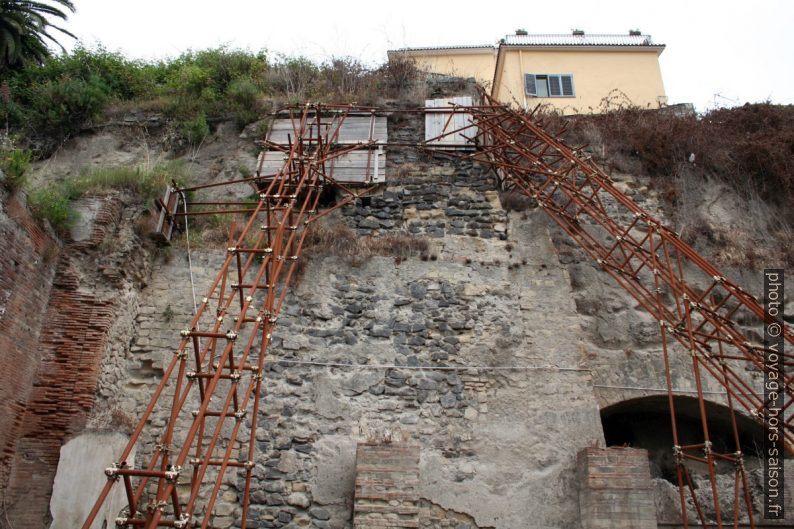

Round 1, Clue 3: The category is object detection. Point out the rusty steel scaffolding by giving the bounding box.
[83,97,792,529]
[457,93,794,528]
[85,104,379,529]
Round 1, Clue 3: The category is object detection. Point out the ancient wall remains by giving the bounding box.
[577,447,656,529]
[0,194,59,513]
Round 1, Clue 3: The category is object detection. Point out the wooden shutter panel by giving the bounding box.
[561,75,574,96]
[524,74,537,96]
[548,75,562,96]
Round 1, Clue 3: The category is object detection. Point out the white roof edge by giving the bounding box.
[388,45,496,53]
[388,33,666,53]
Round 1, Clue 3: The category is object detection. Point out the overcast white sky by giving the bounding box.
[63,0,794,111]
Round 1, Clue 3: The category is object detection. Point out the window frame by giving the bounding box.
[524,73,576,98]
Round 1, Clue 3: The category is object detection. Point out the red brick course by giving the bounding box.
[577,447,657,529]
[0,196,59,500]
[354,442,420,529]
[1,195,120,528]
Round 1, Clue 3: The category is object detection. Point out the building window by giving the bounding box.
[525,74,575,97]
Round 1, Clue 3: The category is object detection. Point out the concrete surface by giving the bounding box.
[49,431,135,529]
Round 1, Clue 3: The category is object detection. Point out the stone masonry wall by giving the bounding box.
[80,109,608,529]
[109,154,605,528]
[342,162,506,241]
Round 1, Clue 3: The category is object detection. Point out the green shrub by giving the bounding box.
[180,113,210,145]
[169,63,212,99]
[27,185,77,235]
[169,47,267,95]
[0,98,26,132]
[0,46,261,143]
[227,77,264,128]
[162,47,267,121]
[14,45,155,101]
[25,75,110,138]
[1,148,32,190]
[4,45,155,143]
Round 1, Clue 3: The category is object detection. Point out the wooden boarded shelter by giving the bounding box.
[258,114,387,185]
[424,96,477,149]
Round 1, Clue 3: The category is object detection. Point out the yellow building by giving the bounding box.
[388,31,667,114]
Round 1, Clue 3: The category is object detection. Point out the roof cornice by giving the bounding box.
[501,43,666,55]
[388,46,495,55]
[389,33,666,57]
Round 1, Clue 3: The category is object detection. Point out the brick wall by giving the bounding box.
[4,256,115,528]
[0,195,120,528]
[354,442,420,529]
[0,196,59,505]
[577,447,657,529]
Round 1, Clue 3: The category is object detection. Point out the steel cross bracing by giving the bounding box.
[82,98,791,529]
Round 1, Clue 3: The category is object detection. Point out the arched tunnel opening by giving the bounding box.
[600,395,769,484]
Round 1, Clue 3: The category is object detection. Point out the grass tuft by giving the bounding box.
[72,161,188,201]
[26,161,188,236]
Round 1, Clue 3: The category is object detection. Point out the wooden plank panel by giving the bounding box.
[258,150,386,184]
[259,152,386,167]
[261,116,387,183]
[267,117,387,145]
[424,96,476,149]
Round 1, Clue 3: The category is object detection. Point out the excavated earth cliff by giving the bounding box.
[1,99,792,529]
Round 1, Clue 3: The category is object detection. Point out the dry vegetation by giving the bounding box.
[300,221,429,261]
[267,54,426,105]
[174,216,432,282]
[550,103,794,211]
[537,101,794,266]
[293,221,430,282]
[499,190,537,212]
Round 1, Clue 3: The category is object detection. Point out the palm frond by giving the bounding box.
[0,0,76,68]
[11,1,74,20]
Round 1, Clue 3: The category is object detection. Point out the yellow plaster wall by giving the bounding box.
[397,51,496,87]
[493,48,666,114]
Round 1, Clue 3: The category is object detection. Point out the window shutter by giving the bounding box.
[561,75,574,96]
[548,75,562,96]
[524,74,537,96]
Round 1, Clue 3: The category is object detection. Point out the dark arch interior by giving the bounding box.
[600,395,768,483]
